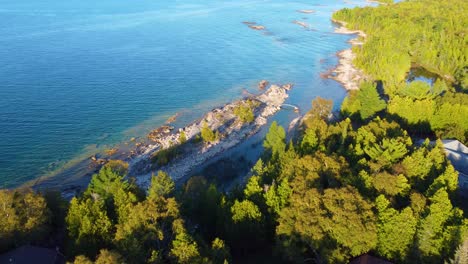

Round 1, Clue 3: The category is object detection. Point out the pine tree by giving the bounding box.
[148,171,175,199]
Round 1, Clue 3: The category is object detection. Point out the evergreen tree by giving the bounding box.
[375,195,417,261]
[66,197,113,257]
[357,82,386,119]
[263,121,286,157]
[148,171,175,199]
[277,187,377,263]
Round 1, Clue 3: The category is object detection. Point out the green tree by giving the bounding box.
[84,160,140,224]
[85,160,130,202]
[72,255,93,264]
[233,102,254,123]
[179,131,187,144]
[353,118,411,168]
[227,199,266,252]
[264,178,292,215]
[427,164,459,196]
[170,219,201,263]
[416,188,455,261]
[309,97,333,121]
[0,190,18,247]
[210,238,231,264]
[0,190,50,251]
[148,171,175,199]
[301,128,319,153]
[277,187,377,263]
[115,197,180,262]
[375,195,417,261]
[201,122,219,143]
[180,177,222,234]
[357,82,386,119]
[231,200,262,223]
[66,197,113,257]
[342,82,386,120]
[95,249,125,264]
[372,172,410,196]
[244,176,263,204]
[263,121,286,157]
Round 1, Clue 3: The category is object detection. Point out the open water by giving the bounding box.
[0,0,371,188]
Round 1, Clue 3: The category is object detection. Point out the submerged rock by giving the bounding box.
[249,25,265,30]
[283,83,293,91]
[165,113,179,124]
[242,21,266,31]
[148,126,174,142]
[258,80,269,90]
[292,20,310,29]
[297,9,316,14]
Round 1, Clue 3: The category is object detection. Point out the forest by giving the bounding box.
[334,0,468,143]
[1,94,467,263]
[1,0,467,263]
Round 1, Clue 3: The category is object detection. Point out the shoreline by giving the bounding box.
[25,14,369,198]
[30,83,293,197]
[328,19,368,91]
[129,83,293,189]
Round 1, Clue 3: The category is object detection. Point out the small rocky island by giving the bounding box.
[129,83,293,187]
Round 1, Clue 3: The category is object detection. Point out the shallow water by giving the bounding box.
[0,0,370,188]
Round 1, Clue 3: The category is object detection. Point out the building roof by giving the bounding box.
[443,140,468,175]
[443,139,468,154]
[0,245,64,264]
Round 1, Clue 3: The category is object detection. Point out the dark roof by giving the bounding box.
[0,245,64,264]
[349,254,393,264]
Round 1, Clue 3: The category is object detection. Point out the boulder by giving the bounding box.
[258,80,269,90]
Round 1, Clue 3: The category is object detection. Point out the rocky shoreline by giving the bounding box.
[129,83,292,188]
[29,83,292,198]
[329,19,368,90]
[31,16,367,198]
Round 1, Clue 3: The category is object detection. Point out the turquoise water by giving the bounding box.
[0,0,369,188]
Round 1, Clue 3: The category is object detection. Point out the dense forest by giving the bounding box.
[1,0,467,263]
[1,95,467,263]
[334,0,468,143]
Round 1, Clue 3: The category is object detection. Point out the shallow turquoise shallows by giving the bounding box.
[0,0,370,188]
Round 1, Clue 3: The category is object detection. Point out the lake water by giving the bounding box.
[0,0,371,188]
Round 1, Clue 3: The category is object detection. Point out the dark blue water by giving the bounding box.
[0,0,370,188]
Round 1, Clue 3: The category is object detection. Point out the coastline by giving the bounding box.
[24,11,371,198]
[328,19,368,91]
[30,83,293,197]
[130,84,292,188]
